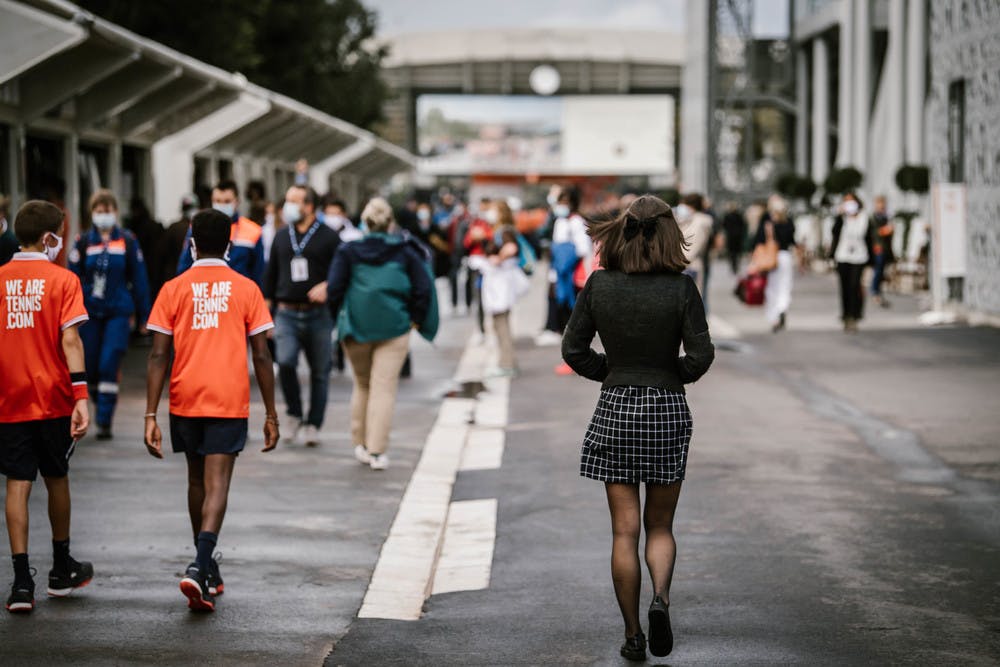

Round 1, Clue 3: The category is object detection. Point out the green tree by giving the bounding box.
[77,0,387,130]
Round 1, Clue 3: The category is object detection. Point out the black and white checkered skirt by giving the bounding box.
[580,386,693,485]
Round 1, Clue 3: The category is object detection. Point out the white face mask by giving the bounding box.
[92,212,117,231]
[264,212,275,228]
[553,204,570,218]
[43,232,63,262]
[547,193,559,208]
[843,200,860,216]
[282,201,302,225]
[484,208,499,224]
[213,202,236,218]
[0,217,7,235]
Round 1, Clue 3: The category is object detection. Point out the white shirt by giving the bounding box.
[551,213,591,258]
[835,213,870,264]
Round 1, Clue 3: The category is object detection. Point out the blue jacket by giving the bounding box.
[69,226,151,322]
[177,215,265,286]
[326,233,438,344]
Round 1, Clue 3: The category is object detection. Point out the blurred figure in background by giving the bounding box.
[722,201,746,274]
[463,198,494,339]
[675,193,714,295]
[327,198,438,471]
[831,192,876,333]
[0,196,16,266]
[549,186,591,333]
[869,195,894,308]
[535,184,564,346]
[178,180,265,286]
[753,195,798,333]
[469,200,530,376]
[246,180,268,226]
[323,196,363,243]
[156,193,199,294]
[126,197,163,295]
[263,185,339,448]
[69,189,150,440]
[448,200,473,314]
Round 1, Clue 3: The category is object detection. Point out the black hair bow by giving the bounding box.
[623,214,659,241]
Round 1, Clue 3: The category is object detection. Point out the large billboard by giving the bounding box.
[416,94,675,177]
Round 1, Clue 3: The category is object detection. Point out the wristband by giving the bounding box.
[70,372,88,401]
[144,413,157,419]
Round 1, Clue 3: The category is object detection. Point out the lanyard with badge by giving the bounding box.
[92,234,112,300]
[289,221,320,282]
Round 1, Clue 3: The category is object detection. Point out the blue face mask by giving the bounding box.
[553,204,570,218]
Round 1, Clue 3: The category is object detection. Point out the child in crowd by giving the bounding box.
[0,201,94,613]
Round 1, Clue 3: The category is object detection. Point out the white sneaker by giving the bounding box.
[369,453,389,470]
[302,424,319,447]
[354,444,371,464]
[534,330,562,347]
[291,419,305,445]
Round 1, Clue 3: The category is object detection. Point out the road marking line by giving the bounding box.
[460,428,505,472]
[430,499,498,595]
[357,336,486,621]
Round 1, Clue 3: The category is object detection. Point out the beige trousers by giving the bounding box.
[493,311,515,370]
[342,332,410,455]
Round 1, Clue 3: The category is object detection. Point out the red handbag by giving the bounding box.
[736,271,767,306]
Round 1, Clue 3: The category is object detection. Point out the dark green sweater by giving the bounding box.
[561,270,714,391]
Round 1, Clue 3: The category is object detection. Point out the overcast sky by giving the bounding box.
[365,0,789,37]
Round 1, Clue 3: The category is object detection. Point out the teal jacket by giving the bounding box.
[326,233,438,343]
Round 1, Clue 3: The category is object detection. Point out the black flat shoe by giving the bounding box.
[648,595,673,657]
[620,631,646,662]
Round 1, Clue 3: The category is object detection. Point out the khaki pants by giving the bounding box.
[493,311,515,370]
[342,332,410,455]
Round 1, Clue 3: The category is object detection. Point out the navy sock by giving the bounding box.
[195,532,217,572]
[53,539,70,571]
[12,553,31,584]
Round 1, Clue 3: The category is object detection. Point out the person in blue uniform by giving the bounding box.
[69,189,151,440]
[177,180,264,285]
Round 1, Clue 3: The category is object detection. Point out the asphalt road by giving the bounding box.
[2,266,998,666]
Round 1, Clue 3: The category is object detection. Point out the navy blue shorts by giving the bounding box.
[169,415,247,457]
[0,417,74,481]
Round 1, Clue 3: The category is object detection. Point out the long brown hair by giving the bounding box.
[589,194,689,274]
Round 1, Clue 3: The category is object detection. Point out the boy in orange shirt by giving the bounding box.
[0,201,94,613]
[144,209,279,612]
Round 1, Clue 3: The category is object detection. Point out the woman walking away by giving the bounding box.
[831,192,876,333]
[69,189,150,440]
[468,201,530,376]
[753,195,798,332]
[562,195,715,660]
[327,198,438,471]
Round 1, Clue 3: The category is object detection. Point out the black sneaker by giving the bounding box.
[648,595,673,657]
[208,553,224,596]
[48,557,93,597]
[96,425,113,440]
[6,572,35,614]
[620,631,646,661]
[180,564,215,612]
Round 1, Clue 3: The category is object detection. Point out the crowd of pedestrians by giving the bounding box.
[0,170,921,631]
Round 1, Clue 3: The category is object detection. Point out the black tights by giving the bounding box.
[605,482,682,637]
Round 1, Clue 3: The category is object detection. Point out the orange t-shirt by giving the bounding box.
[0,253,89,422]
[147,259,273,418]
